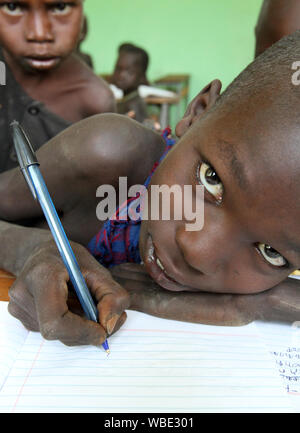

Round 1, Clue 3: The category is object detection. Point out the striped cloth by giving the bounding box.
[88,128,175,267]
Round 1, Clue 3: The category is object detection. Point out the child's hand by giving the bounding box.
[111,263,300,326]
[7,241,130,347]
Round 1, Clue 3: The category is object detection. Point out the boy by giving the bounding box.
[1,32,300,347]
[255,0,300,57]
[111,43,149,95]
[110,43,149,122]
[0,0,115,172]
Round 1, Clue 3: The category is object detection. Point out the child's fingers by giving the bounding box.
[73,246,130,332]
[86,272,130,334]
[11,243,129,346]
[29,270,106,347]
[8,301,39,332]
[8,280,39,329]
[107,311,127,336]
[39,309,108,347]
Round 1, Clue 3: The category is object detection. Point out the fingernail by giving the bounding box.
[106,314,120,335]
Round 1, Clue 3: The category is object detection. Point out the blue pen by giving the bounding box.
[11,121,110,354]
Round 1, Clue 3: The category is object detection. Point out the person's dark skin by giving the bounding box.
[112,51,148,96]
[0,72,300,347]
[255,0,300,57]
[75,15,94,69]
[0,0,115,122]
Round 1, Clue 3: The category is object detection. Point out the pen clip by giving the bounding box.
[10,120,40,201]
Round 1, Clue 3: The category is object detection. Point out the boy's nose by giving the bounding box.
[25,11,54,43]
[175,212,239,276]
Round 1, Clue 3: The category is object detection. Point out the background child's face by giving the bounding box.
[112,52,144,94]
[139,94,300,295]
[0,0,83,72]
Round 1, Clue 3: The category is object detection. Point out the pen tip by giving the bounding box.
[106,349,110,356]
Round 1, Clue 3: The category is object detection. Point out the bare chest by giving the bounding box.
[23,79,85,123]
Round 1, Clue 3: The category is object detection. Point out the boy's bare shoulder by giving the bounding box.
[66,55,116,116]
[79,69,117,116]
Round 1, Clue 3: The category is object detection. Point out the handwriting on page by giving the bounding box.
[271,348,300,394]
[255,318,300,410]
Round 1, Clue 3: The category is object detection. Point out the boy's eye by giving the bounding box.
[50,3,73,15]
[1,2,23,15]
[257,243,287,267]
[197,162,223,203]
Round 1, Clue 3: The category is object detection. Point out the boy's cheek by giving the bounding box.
[0,30,23,56]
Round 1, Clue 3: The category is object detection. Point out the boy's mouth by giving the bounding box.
[143,234,187,292]
[24,56,60,70]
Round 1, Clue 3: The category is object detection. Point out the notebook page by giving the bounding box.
[0,306,293,413]
[255,319,300,412]
[0,302,29,391]
[255,275,300,412]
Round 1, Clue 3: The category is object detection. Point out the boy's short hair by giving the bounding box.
[118,43,149,74]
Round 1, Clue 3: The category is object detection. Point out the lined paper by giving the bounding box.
[0,302,293,413]
[252,275,300,411]
[0,303,29,391]
[256,320,300,412]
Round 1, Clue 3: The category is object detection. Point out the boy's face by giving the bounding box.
[112,52,144,94]
[139,92,300,295]
[0,0,83,72]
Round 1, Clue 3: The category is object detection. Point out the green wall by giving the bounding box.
[83,0,262,107]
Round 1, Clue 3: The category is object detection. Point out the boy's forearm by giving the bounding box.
[129,285,256,326]
[257,277,300,323]
[133,279,300,326]
[129,282,300,326]
[0,221,52,275]
[111,264,300,326]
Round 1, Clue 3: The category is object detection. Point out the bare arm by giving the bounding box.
[0,114,165,243]
[0,220,51,275]
[111,264,300,326]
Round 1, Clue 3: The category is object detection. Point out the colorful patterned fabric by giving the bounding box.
[88,128,176,267]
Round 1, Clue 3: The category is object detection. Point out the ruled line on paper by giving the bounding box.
[11,340,45,413]
[0,303,29,392]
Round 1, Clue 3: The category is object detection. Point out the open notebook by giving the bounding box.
[0,301,298,413]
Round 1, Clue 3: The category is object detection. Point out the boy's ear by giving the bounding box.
[175,79,222,138]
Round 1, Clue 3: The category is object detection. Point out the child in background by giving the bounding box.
[0,0,115,173]
[112,43,149,95]
[1,32,300,346]
[109,43,149,123]
[255,0,300,57]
